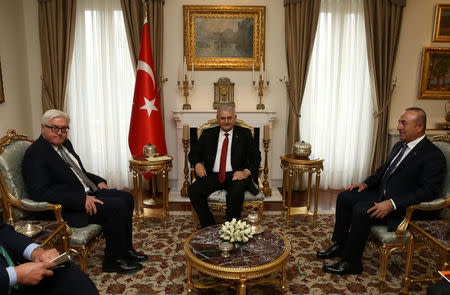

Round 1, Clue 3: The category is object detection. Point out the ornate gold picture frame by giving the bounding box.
[433,4,450,42]
[418,47,450,100]
[0,59,4,104]
[183,5,265,71]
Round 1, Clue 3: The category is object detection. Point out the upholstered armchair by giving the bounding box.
[368,137,450,286]
[0,129,102,272]
[187,119,267,229]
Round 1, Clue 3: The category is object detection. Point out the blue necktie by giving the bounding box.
[378,144,408,200]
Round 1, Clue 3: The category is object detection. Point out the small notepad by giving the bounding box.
[146,155,172,161]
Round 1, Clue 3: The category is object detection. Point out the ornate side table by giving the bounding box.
[280,154,324,227]
[184,225,290,295]
[400,220,449,294]
[15,220,69,252]
[129,155,173,229]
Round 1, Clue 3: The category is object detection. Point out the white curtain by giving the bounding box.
[66,0,135,188]
[300,0,374,189]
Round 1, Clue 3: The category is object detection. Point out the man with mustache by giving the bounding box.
[188,105,261,228]
[317,107,446,275]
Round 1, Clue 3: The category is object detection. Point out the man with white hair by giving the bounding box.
[22,109,147,274]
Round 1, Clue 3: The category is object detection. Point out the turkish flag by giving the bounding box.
[128,20,167,159]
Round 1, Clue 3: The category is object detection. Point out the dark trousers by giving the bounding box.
[16,263,98,295]
[427,279,450,295]
[87,189,134,258]
[331,189,386,263]
[188,172,247,228]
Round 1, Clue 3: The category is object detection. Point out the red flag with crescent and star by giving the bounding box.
[128,19,167,160]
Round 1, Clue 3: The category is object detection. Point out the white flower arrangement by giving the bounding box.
[219,218,253,247]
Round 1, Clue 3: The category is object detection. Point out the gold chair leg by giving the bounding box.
[379,245,390,284]
[191,207,199,230]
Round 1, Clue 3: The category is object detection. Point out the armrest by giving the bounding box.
[190,167,263,187]
[4,193,63,223]
[396,196,450,243]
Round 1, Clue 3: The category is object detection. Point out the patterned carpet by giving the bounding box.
[82,212,438,294]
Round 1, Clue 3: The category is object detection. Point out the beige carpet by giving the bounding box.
[81,213,439,294]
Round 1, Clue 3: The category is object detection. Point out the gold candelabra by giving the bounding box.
[181,138,190,197]
[177,57,194,110]
[262,139,271,196]
[252,61,269,110]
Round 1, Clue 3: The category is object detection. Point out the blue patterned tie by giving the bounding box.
[378,144,408,201]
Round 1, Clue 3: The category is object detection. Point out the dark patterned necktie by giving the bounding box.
[218,133,229,183]
[379,143,408,200]
[58,146,98,193]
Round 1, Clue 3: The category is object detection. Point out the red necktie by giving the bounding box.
[218,132,229,183]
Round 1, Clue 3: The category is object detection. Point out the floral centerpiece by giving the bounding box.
[219,218,253,248]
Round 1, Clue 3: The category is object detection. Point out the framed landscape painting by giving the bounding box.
[183,5,265,71]
[418,47,450,100]
[433,4,450,42]
[0,60,4,104]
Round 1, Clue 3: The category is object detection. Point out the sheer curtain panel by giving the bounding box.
[300,0,374,189]
[66,0,135,188]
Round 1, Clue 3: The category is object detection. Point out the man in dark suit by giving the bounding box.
[317,107,446,275]
[0,220,98,295]
[188,105,261,228]
[22,109,147,274]
[427,279,450,295]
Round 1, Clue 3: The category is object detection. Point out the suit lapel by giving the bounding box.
[391,137,428,176]
[231,126,240,156]
[40,136,79,181]
[210,127,220,158]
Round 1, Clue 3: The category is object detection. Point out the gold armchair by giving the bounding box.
[0,129,102,272]
[368,137,450,286]
[186,119,267,229]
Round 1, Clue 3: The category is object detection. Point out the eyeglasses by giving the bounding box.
[44,125,70,134]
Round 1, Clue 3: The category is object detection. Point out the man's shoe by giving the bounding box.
[102,257,143,274]
[127,249,148,262]
[316,243,343,259]
[322,259,362,275]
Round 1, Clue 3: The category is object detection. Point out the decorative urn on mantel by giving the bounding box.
[293,141,311,158]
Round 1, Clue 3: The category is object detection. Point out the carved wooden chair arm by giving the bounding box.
[4,192,64,224]
[396,196,450,243]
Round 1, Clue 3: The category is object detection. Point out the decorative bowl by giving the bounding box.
[15,222,43,238]
[143,143,158,158]
[294,141,311,158]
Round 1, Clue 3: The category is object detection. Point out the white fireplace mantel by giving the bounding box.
[172,109,277,198]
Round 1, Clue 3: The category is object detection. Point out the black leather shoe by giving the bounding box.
[127,249,148,262]
[322,259,362,275]
[317,243,343,259]
[102,257,143,274]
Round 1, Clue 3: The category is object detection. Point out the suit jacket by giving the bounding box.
[0,221,32,294]
[188,125,261,192]
[22,135,105,227]
[363,137,446,229]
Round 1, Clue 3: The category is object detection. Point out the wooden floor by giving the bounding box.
[143,188,340,212]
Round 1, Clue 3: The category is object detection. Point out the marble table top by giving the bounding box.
[414,219,450,248]
[188,225,286,268]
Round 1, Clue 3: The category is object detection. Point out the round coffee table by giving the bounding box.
[184,225,290,295]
